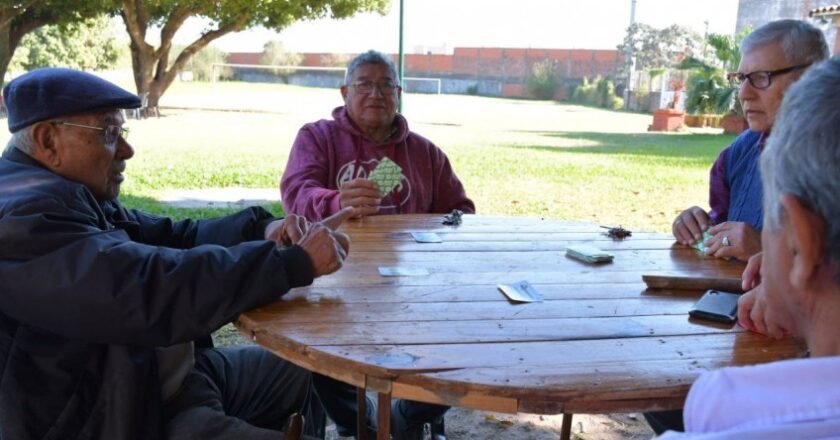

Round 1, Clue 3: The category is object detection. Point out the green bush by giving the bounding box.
[572,76,622,109]
[466,84,479,95]
[526,59,559,100]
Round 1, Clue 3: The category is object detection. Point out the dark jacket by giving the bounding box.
[0,148,314,440]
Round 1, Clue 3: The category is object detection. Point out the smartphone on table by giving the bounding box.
[688,289,741,324]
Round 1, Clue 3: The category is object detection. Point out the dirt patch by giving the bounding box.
[324,408,654,439]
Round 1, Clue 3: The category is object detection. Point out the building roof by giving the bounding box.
[810,4,840,17]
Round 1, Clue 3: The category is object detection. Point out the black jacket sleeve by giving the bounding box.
[0,191,313,347]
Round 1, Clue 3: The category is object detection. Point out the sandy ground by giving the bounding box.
[323,408,654,440]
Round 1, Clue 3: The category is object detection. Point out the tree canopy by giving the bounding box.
[0,0,117,82]
[617,23,705,72]
[10,15,121,72]
[120,0,390,107]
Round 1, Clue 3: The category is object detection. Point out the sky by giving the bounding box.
[172,0,739,54]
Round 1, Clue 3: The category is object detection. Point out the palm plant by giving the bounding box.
[679,29,750,115]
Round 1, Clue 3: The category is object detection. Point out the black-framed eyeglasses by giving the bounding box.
[52,121,129,147]
[727,63,811,90]
[349,80,400,95]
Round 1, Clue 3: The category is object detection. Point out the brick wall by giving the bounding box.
[227,47,621,99]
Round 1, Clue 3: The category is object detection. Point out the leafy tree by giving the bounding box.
[260,40,302,78]
[617,23,704,74]
[119,0,389,108]
[260,40,302,67]
[10,15,120,72]
[179,44,231,82]
[0,0,117,83]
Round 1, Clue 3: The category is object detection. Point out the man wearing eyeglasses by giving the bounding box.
[655,19,829,435]
[281,49,475,222]
[670,19,828,263]
[0,68,354,440]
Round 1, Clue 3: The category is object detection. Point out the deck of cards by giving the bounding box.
[565,244,614,264]
[692,230,714,253]
[498,280,543,303]
[368,157,403,196]
[410,232,442,243]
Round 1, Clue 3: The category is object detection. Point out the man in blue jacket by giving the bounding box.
[0,68,351,440]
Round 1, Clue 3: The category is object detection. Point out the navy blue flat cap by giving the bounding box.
[3,68,141,132]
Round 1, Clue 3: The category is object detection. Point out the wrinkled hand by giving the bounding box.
[706,221,761,261]
[672,206,710,245]
[737,253,792,339]
[264,214,310,246]
[298,208,353,277]
[339,178,381,218]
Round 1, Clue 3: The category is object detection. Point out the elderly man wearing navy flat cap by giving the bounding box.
[0,68,354,440]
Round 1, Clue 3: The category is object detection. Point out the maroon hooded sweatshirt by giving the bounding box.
[281,106,475,220]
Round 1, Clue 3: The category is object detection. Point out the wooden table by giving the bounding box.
[237,214,805,439]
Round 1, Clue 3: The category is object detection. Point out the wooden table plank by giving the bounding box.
[244,297,699,323]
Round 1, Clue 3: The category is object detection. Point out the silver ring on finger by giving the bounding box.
[722,235,731,247]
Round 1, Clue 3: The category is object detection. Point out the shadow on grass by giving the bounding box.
[120,193,284,220]
[506,130,737,164]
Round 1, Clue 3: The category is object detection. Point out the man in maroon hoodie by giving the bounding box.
[280,50,475,221]
[282,50,464,438]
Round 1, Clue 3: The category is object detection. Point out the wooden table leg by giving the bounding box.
[377,392,391,440]
[560,413,573,440]
[356,388,368,440]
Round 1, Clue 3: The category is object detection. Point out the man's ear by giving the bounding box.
[340,85,349,102]
[30,122,61,167]
[780,193,826,291]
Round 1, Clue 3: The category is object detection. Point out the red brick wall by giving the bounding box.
[226,47,621,98]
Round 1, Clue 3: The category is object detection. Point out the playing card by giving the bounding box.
[565,244,614,264]
[498,281,544,303]
[368,157,403,195]
[378,266,430,277]
[411,232,443,243]
[692,230,714,253]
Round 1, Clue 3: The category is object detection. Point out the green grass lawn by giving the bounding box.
[0,79,735,233]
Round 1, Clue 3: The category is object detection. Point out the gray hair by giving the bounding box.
[741,19,829,65]
[344,50,398,84]
[761,56,840,279]
[4,126,35,155]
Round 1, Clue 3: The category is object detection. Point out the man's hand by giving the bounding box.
[339,178,381,218]
[672,206,710,245]
[298,208,353,277]
[706,221,761,261]
[264,214,310,246]
[741,252,762,292]
[737,253,792,339]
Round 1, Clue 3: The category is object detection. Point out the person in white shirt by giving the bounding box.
[658,56,840,439]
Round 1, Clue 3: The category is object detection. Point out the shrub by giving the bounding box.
[526,59,559,100]
[572,76,623,110]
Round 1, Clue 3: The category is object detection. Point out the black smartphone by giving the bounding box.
[688,289,741,324]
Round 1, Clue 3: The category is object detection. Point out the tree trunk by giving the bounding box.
[121,1,245,112]
[0,24,12,84]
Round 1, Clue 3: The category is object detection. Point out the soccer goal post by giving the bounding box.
[402,77,442,94]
